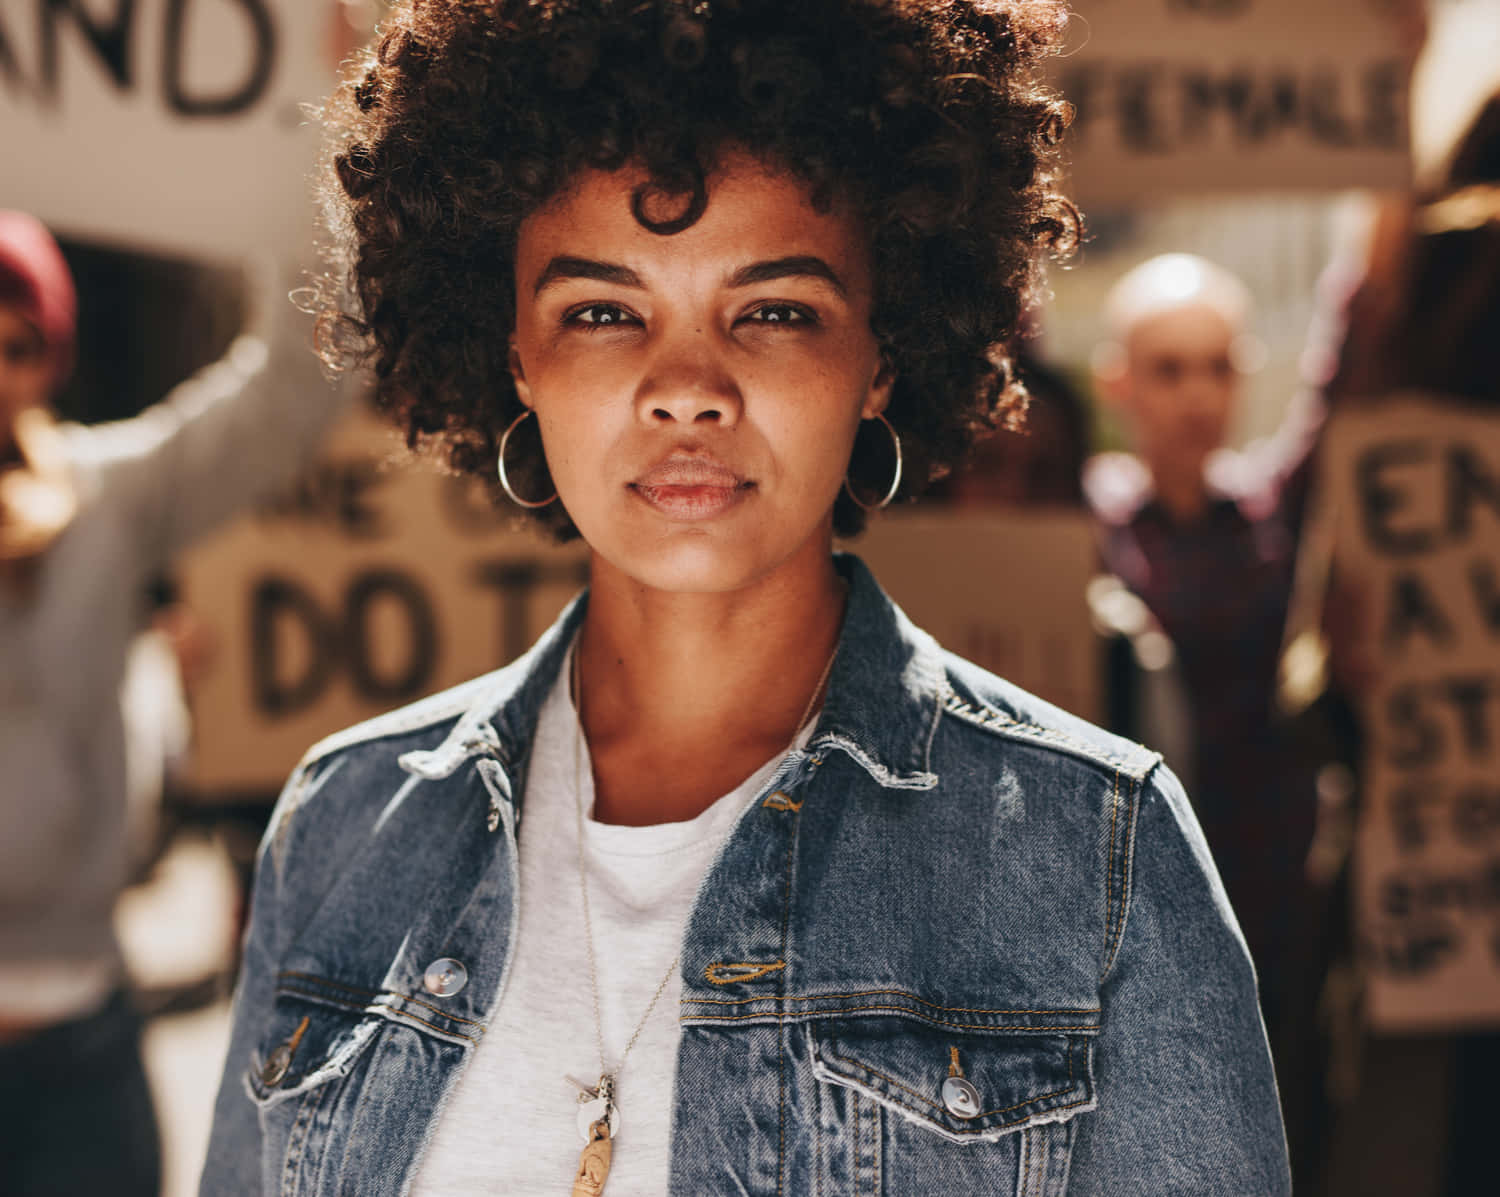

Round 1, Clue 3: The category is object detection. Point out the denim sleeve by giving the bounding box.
[197,765,304,1196]
[1066,764,1292,1196]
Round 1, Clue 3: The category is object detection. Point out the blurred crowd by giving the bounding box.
[3,4,1500,1196]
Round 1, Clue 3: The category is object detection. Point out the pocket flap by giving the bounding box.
[811,1016,1095,1143]
[245,989,380,1106]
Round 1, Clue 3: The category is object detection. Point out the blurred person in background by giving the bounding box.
[0,212,347,1197]
[1301,88,1500,1197]
[1083,254,1323,1093]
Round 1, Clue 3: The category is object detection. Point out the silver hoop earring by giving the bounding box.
[843,413,902,511]
[497,409,557,509]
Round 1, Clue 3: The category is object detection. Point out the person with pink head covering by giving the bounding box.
[0,213,350,1196]
[0,213,80,583]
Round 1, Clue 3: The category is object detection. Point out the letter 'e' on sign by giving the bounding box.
[1051,0,1412,206]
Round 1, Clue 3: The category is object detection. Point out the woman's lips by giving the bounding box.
[628,456,752,520]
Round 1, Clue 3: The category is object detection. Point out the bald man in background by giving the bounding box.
[1084,254,1323,1098]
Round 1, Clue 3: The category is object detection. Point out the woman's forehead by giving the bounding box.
[515,153,873,291]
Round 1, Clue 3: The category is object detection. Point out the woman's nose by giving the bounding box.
[633,332,744,426]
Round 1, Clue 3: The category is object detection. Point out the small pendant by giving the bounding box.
[576,1095,621,1142]
[571,1118,613,1196]
[571,1073,621,1142]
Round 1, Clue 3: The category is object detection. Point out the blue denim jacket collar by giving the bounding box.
[393,553,944,807]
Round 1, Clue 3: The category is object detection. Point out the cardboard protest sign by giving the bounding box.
[1319,395,1500,1031]
[1054,0,1412,205]
[176,408,589,794]
[0,0,333,259]
[176,409,1102,796]
[856,510,1102,727]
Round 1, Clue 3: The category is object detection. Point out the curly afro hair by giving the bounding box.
[319,0,1079,538]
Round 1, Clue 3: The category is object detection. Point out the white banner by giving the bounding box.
[1053,0,1413,205]
[0,0,335,259]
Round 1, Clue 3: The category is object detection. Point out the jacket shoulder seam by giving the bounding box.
[939,692,1156,780]
[293,690,480,771]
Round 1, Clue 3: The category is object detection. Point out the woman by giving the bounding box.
[202,2,1289,1193]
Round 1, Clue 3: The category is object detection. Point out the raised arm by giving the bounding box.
[1069,765,1292,1195]
[64,263,355,569]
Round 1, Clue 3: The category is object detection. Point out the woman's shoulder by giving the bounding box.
[936,647,1161,786]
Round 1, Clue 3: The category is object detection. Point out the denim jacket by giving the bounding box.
[201,554,1290,1196]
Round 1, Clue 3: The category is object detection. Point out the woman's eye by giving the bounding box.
[742,303,815,326]
[565,303,637,328]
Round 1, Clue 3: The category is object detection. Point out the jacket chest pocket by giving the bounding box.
[243,980,468,1196]
[807,1016,1096,1197]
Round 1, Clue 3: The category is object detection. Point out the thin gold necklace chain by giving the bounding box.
[570,625,841,1109]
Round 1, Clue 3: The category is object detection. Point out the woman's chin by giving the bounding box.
[583,516,832,600]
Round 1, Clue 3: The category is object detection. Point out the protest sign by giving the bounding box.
[0,0,333,259]
[1054,0,1412,205]
[1319,395,1500,1031]
[175,409,1102,796]
[856,510,1101,727]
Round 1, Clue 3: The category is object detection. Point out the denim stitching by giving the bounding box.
[685,1007,1099,1031]
[296,691,481,771]
[272,986,365,1016]
[1101,773,1141,980]
[279,1073,328,1197]
[822,1036,1074,1120]
[684,990,1098,1015]
[1102,768,1120,984]
[277,971,484,1027]
[777,805,800,1197]
[274,985,483,1045]
[814,1035,824,1197]
[763,792,804,812]
[853,1092,862,1197]
[942,696,1131,768]
[377,1006,481,1044]
[825,1057,1091,1137]
[941,694,1158,780]
[703,961,786,985]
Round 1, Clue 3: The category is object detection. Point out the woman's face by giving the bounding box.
[510,153,892,595]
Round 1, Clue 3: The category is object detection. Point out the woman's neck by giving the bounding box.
[575,541,846,826]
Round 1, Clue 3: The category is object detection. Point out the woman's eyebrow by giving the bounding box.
[531,254,848,298]
[726,256,847,296]
[533,256,644,296]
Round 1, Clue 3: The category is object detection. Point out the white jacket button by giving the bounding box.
[941,1075,981,1119]
[423,958,468,997]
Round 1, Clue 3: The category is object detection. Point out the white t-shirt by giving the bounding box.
[410,652,801,1195]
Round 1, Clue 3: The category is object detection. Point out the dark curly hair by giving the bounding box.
[319,0,1078,538]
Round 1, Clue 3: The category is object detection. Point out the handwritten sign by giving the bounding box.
[1054,0,1412,205]
[175,409,1102,796]
[1321,395,1500,1031]
[0,0,332,258]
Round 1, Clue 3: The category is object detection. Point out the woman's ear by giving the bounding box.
[508,342,534,407]
[861,351,896,420]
